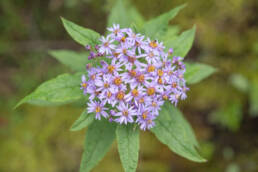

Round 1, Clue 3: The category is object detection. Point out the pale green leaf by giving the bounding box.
[151,102,206,162]
[185,62,216,84]
[61,17,100,46]
[116,124,139,172]
[80,120,116,172]
[70,110,94,131]
[15,73,84,108]
[107,0,131,28]
[49,50,89,72]
[142,4,186,39]
[164,26,196,57]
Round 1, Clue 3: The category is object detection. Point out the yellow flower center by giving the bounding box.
[113,52,120,58]
[149,41,158,48]
[157,69,164,76]
[108,65,115,73]
[107,91,112,98]
[114,77,122,86]
[152,102,157,107]
[129,70,137,77]
[132,89,139,97]
[91,74,96,80]
[158,77,163,84]
[123,110,128,116]
[82,83,87,88]
[147,87,155,96]
[104,83,109,88]
[142,112,148,119]
[116,91,125,100]
[137,74,145,83]
[95,106,101,113]
[104,42,109,47]
[147,65,155,72]
[121,36,126,42]
[163,95,168,100]
[172,82,177,88]
[139,98,144,103]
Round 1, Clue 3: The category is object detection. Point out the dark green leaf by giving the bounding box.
[61,17,100,46]
[80,120,116,172]
[151,102,206,162]
[142,4,186,39]
[70,110,94,131]
[15,73,84,108]
[116,124,139,172]
[185,62,216,84]
[164,26,196,57]
[49,50,89,72]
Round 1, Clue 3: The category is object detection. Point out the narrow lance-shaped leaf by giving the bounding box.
[107,0,131,28]
[49,50,89,72]
[184,62,216,85]
[15,73,84,108]
[70,109,94,131]
[164,25,196,57]
[80,120,116,172]
[142,4,186,39]
[116,124,139,172]
[151,102,206,162]
[61,17,100,46]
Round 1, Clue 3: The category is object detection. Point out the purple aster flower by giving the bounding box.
[99,35,115,55]
[80,75,89,95]
[107,24,124,38]
[87,100,108,120]
[114,102,137,124]
[136,105,156,131]
[81,24,189,130]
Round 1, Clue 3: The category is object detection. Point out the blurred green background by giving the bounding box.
[1,0,258,171]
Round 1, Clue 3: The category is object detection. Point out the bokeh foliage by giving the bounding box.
[1,0,258,171]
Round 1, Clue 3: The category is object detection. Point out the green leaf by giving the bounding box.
[61,17,100,46]
[70,110,94,131]
[80,120,116,172]
[15,73,84,108]
[164,26,196,57]
[151,102,206,162]
[107,0,131,28]
[184,62,216,84]
[116,124,139,172]
[49,50,89,72]
[161,25,180,40]
[142,4,186,39]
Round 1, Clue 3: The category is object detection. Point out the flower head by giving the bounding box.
[81,24,189,130]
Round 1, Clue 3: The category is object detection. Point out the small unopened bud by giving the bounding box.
[168,48,173,55]
[97,52,103,57]
[88,51,96,60]
[85,45,91,51]
[95,45,100,50]
[86,63,92,70]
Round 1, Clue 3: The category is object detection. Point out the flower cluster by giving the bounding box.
[81,24,188,130]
